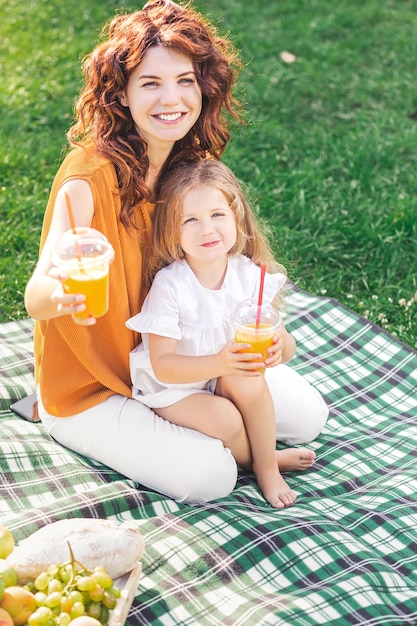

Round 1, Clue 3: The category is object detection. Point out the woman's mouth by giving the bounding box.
[154,112,185,122]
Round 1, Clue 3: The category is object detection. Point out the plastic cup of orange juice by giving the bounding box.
[233,298,281,373]
[53,228,114,322]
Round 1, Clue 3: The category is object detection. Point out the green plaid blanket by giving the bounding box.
[1,290,417,625]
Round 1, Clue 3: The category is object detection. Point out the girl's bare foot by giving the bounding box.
[255,466,296,508]
[276,448,315,471]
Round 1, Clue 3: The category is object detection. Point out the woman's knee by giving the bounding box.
[279,397,329,445]
[173,443,238,504]
[266,365,329,445]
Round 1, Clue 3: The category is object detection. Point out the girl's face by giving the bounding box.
[120,46,202,151]
[180,185,237,266]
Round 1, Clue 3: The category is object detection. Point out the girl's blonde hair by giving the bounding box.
[146,160,288,306]
[68,0,243,228]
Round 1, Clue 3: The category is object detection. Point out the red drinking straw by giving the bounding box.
[256,264,266,329]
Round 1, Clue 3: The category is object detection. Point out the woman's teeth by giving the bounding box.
[157,113,183,121]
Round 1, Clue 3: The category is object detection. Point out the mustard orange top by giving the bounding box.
[34,144,154,416]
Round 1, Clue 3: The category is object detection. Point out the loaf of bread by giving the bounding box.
[6,518,145,583]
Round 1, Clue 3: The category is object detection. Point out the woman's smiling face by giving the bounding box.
[120,46,203,150]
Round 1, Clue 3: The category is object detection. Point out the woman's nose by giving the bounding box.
[159,83,180,106]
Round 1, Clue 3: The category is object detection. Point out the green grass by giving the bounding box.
[1,0,416,347]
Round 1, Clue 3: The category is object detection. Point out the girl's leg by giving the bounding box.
[155,393,251,469]
[38,393,237,504]
[265,364,329,444]
[217,375,297,509]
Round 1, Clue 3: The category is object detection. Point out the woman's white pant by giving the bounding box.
[39,364,328,504]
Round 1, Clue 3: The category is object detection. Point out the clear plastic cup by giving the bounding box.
[53,228,114,321]
[233,298,281,373]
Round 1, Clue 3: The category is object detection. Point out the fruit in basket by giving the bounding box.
[0,608,13,626]
[23,548,122,625]
[6,519,144,584]
[0,586,37,626]
[0,527,15,560]
[0,561,18,588]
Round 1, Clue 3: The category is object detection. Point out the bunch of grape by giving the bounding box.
[25,550,121,626]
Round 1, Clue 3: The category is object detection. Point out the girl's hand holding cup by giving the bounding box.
[233,298,282,374]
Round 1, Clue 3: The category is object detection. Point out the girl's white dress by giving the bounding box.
[126,255,286,408]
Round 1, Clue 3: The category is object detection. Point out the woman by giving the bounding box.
[25,0,328,504]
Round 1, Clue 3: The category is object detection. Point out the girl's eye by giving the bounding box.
[183,217,196,225]
[212,212,225,218]
[141,81,159,88]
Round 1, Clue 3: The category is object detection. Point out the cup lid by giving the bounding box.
[53,229,114,266]
[234,298,281,328]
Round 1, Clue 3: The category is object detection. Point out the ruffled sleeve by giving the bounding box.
[262,271,287,304]
[126,270,182,340]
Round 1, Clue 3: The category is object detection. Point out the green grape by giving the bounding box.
[108,586,121,599]
[99,605,110,624]
[70,600,85,619]
[102,590,117,610]
[45,590,63,608]
[87,601,102,620]
[47,564,59,577]
[35,571,51,591]
[59,564,73,584]
[69,590,84,605]
[35,591,48,606]
[56,614,72,626]
[92,570,113,589]
[76,576,96,592]
[48,578,63,594]
[60,594,74,614]
[94,566,106,572]
[88,584,104,602]
[28,606,53,625]
[81,590,91,606]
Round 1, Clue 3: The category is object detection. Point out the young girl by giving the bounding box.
[127,160,316,508]
[25,0,327,504]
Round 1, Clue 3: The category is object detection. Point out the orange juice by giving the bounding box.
[63,261,109,320]
[234,322,276,374]
[54,231,114,323]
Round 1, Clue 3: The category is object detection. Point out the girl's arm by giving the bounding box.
[265,325,296,368]
[24,179,94,322]
[149,334,267,384]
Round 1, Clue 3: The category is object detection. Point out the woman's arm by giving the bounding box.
[24,179,94,321]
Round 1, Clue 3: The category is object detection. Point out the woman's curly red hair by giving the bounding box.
[68,0,244,228]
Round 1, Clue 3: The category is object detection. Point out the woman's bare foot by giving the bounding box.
[276,448,315,471]
[255,466,297,508]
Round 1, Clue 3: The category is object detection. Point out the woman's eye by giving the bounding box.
[179,77,195,85]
